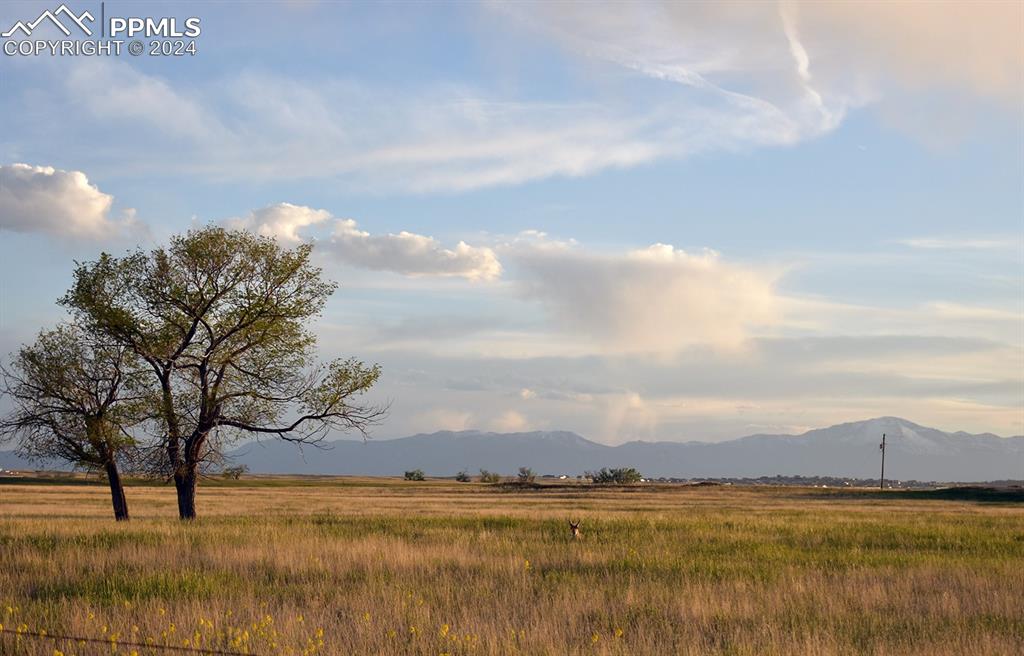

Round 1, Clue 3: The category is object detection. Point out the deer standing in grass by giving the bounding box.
[569,520,582,541]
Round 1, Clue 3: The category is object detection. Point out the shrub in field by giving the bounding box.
[479,469,501,483]
[517,467,536,483]
[404,469,426,481]
[587,467,642,484]
[221,465,249,480]
[455,471,471,482]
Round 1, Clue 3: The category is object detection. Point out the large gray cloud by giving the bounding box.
[346,333,1020,442]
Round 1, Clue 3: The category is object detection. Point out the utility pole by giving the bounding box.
[879,433,886,490]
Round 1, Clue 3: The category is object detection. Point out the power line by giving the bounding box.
[879,433,886,490]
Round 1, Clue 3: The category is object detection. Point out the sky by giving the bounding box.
[0,0,1021,442]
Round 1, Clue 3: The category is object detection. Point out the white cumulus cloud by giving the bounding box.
[230,202,501,281]
[227,202,332,243]
[508,237,782,354]
[331,218,501,281]
[0,163,136,238]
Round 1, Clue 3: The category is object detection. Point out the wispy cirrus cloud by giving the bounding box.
[925,302,1022,324]
[50,61,669,190]
[494,0,1021,146]
[65,60,219,141]
[894,236,1019,251]
[8,0,1015,192]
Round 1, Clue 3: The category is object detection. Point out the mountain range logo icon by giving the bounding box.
[2,4,95,38]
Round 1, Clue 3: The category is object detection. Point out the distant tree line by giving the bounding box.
[442,467,645,485]
[586,468,643,484]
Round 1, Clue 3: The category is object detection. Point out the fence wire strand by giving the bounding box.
[1,626,260,655]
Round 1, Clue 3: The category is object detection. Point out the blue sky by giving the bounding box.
[1,1,1021,441]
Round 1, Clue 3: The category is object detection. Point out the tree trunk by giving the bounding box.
[174,466,198,520]
[104,460,130,521]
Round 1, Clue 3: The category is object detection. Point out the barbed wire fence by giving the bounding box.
[1,626,260,655]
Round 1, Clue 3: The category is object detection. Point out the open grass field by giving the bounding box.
[1,478,1022,655]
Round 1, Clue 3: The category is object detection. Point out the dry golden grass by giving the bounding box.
[0,478,1022,655]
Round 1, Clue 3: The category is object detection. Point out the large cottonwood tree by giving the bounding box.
[62,226,383,519]
[0,324,147,520]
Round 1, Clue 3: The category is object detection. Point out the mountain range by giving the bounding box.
[229,416,1021,481]
[3,417,1021,482]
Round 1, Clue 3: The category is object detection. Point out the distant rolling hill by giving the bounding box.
[225,417,1022,482]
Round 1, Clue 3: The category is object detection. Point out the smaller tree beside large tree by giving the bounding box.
[0,325,148,520]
